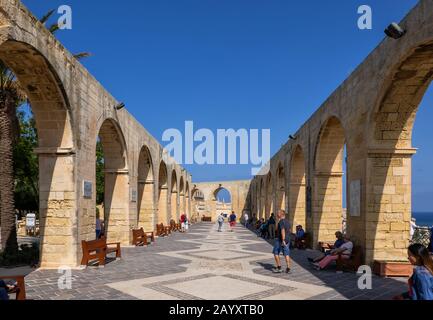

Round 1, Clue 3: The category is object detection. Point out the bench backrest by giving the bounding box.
[133,228,145,238]
[351,245,363,266]
[82,238,107,252]
[156,223,164,233]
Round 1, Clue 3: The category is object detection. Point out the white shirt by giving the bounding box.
[339,241,353,255]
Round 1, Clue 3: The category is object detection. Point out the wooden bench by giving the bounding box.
[81,237,121,267]
[336,245,363,272]
[132,228,155,246]
[156,223,170,237]
[170,220,181,232]
[294,232,311,249]
[0,275,26,300]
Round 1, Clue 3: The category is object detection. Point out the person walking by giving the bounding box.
[272,210,292,274]
[217,213,225,232]
[244,212,249,228]
[180,213,187,233]
[96,214,102,239]
[184,215,189,233]
[268,213,276,239]
[229,211,237,232]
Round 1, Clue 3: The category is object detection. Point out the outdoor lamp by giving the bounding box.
[115,102,125,110]
[385,23,406,39]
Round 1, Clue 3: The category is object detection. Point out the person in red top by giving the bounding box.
[180,213,187,233]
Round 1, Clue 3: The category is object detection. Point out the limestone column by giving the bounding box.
[158,186,169,225]
[170,190,178,222]
[364,148,415,264]
[312,171,344,247]
[103,169,130,245]
[138,179,155,232]
[289,182,306,233]
[35,147,77,268]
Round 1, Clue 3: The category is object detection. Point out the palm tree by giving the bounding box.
[0,62,25,254]
[0,10,90,254]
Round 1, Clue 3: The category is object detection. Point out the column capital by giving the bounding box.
[34,147,75,155]
[103,169,129,174]
[138,179,154,185]
[314,171,344,177]
[367,148,417,156]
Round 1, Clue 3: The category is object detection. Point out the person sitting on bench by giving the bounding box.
[260,220,269,239]
[294,225,306,249]
[0,280,17,301]
[311,234,353,271]
[308,231,344,263]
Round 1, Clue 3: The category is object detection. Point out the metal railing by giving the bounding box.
[411,226,432,247]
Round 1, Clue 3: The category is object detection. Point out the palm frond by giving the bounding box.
[73,52,92,60]
[39,9,55,25]
[48,23,59,34]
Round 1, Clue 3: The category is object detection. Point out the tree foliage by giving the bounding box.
[13,106,39,215]
[96,140,105,205]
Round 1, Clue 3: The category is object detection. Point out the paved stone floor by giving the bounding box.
[7,223,408,300]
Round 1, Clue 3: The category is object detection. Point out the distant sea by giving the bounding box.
[412,212,433,228]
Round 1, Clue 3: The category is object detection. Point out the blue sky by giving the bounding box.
[22,0,432,211]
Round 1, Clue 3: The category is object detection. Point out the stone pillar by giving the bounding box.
[170,191,178,222]
[158,187,169,225]
[364,148,415,264]
[289,182,306,233]
[104,169,130,245]
[35,147,77,268]
[180,193,186,215]
[138,180,154,232]
[312,171,344,247]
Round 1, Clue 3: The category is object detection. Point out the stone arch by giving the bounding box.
[289,145,307,233]
[191,186,206,220]
[170,170,178,222]
[313,116,346,246]
[97,118,129,245]
[157,161,169,225]
[365,41,433,262]
[0,40,76,267]
[212,185,233,221]
[137,145,154,231]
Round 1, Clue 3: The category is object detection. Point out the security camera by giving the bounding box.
[384,23,406,39]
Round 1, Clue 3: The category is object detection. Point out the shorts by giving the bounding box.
[273,240,290,257]
[229,221,236,227]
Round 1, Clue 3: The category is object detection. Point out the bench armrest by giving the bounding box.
[0,275,26,300]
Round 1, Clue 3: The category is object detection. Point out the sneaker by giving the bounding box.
[286,268,291,274]
[272,266,283,273]
[312,263,321,271]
